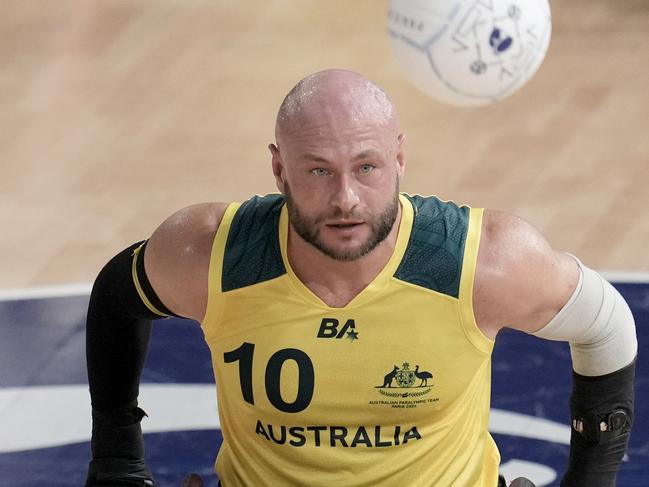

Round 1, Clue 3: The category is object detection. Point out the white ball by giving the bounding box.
[388,0,552,106]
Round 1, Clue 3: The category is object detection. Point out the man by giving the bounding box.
[85,69,636,486]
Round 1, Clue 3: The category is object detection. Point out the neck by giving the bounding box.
[287,203,402,307]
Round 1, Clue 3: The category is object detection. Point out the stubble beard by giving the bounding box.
[284,181,400,262]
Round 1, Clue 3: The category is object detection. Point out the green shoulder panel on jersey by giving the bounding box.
[222,194,287,292]
[394,194,469,298]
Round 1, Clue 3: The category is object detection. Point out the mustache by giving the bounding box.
[313,208,366,223]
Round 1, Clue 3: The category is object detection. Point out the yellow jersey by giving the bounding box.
[201,193,499,486]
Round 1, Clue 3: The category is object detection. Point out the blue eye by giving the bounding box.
[311,168,329,176]
[359,164,375,174]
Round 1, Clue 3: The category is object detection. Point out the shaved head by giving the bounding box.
[275,69,397,146]
[270,69,405,262]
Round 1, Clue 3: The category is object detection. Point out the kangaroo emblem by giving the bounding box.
[376,365,399,388]
[414,365,433,387]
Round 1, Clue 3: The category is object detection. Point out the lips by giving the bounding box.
[327,220,363,228]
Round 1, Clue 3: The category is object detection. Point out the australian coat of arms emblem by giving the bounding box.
[375,362,433,398]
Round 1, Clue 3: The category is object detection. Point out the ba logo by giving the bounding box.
[317,318,359,341]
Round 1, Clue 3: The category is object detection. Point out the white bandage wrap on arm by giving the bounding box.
[533,256,637,377]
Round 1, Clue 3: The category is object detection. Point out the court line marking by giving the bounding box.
[1,270,648,301]
[0,384,568,453]
[600,271,649,283]
[0,283,92,301]
[0,384,219,453]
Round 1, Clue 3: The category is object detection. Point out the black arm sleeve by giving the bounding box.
[86,241,176,468]
[561,359,635,487]
[86,240,174,410]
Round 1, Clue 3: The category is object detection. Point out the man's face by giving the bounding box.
[272,106,405,261]
[284,177,399,262]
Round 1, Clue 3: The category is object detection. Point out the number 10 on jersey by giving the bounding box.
[224,342,315,413]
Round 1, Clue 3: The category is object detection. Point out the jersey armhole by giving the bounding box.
[201,202,241,337]
[458,207,495,354]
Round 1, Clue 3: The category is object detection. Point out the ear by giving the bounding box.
[269,143,286,193]
[396,133,406,178]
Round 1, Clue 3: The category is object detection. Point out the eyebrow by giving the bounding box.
[301,153,330,164]
[352,150,380,161]
[300,150,380,164]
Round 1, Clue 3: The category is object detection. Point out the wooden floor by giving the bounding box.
[3,0,649,289]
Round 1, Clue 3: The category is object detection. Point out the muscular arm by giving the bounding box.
[474,210,637,487]
[85,202,227,486]
[473,210,579,339]
[144,202,228,321]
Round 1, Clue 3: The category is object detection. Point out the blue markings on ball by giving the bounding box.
[490,27,514,54]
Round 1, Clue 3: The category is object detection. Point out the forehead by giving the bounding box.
[279,99,396,159]
[283,116,393,163]
[276,73,398,157]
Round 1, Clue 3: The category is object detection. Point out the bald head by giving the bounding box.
[275,69,397,146]
[269,70,406,261]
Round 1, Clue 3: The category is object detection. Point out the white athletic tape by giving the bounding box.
[533,258,638,376]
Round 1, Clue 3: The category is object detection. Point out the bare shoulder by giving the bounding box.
[473,209,579,339]
[144,202,230,321]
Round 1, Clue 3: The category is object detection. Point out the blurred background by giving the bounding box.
[1,1,648,486]
[2,0,648,290]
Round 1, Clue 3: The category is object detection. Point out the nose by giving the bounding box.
[330,173,360,214]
